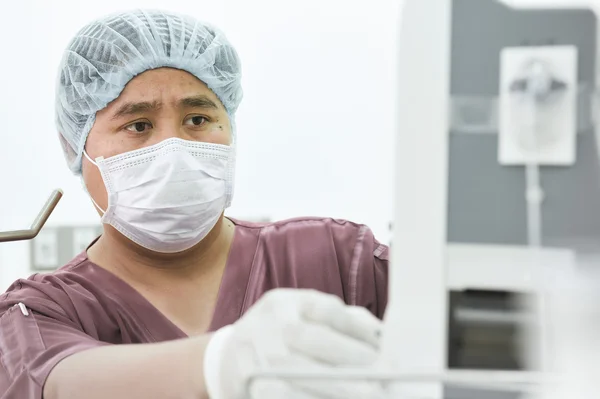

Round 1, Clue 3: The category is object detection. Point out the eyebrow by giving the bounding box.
[111,101,162,120]
[111,95,220,120]
[178,95,219,110]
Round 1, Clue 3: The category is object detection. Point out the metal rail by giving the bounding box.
[244,369,558,397]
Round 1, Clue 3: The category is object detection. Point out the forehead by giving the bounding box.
[114,68,222,105]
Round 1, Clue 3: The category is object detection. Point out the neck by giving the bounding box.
[88,215,235,287]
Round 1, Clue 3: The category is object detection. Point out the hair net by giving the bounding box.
[55,9,243,174]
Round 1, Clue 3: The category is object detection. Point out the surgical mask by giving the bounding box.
[83,138,235,253]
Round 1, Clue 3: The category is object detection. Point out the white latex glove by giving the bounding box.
[203,289,386,399]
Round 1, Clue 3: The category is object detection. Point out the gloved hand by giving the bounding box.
[203,289,385,399]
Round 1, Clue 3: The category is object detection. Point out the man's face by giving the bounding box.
[82,67,232,213]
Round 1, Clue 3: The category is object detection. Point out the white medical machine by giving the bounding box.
[243,1,600,398]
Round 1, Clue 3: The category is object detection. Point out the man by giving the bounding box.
[0,9,389,399]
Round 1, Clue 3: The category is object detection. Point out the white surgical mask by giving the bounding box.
[83,138,235,253]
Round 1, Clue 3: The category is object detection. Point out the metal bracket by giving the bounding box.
[0,189,63,243]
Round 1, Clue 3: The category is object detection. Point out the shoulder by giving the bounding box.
[232,216,379,248]
[0,254,109,329]
[0,257,112,397]
[232,216,388,261]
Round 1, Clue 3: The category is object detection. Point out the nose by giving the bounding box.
[152,112,194,142]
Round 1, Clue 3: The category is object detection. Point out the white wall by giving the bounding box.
[0,0,400,290]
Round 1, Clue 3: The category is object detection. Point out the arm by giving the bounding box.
[0,295,214,399]
[44,334,212,399]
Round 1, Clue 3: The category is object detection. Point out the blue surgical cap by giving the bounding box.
[55,9,243,174]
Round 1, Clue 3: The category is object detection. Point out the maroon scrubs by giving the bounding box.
[0,217,389,398]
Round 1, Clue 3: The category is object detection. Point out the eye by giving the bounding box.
[124,121,152,133]
[184,115,208,127]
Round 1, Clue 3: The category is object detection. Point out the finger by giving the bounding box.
[284,321,379,366]
[299,292,382,349]
[344,306,383,346]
